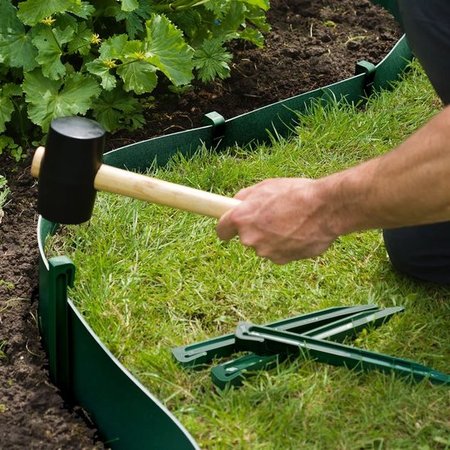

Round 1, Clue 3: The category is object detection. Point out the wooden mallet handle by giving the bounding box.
[32,146,240,219]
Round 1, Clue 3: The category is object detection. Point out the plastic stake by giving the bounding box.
[234,323,450,385]
[172,304,379,368]
[212,306,404,388]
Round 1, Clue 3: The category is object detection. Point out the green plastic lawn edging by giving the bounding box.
[37,2,413,448]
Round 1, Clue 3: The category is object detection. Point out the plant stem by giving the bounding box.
[49,28,63,53]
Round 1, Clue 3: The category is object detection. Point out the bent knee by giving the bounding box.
[383,222,450,285]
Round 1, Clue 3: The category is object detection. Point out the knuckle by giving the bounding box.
[254,246,272,259]
[271,256,289,265]
[239,234,255,247]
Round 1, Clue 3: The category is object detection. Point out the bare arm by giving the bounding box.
[216,105,450,264]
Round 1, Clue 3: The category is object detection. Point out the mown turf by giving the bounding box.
[51,62,449,449]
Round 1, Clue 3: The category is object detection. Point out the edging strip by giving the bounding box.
[37,2,413,448]
[104,36,412,172]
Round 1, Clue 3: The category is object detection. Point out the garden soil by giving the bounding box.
[0,1,401,448]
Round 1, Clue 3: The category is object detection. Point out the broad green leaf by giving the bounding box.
[22,70,58,104]
[73,1,95,19]
[204,0,233,18]
[169,10,205,44]
[87,35,131,90]
[0,90,14,133]
[68,22,93,56]
[86,60,117,90]
[86,34,129,89]
[115,3,153,39]
[193,39,231,83]
[0,0,22,32]
[214,2,246,38]
[0,30,38,70]
[116,39,157,94]
[57,74,99,117]
[117,11,144,39]
[239,28,264,47]
[2,83,22,97]
[120,0,139,12]
[244,5,271,34]
[18,0,74,26]
[17,0,93,26]
[23,70,100,131]
[0,0,38,70]
[99,34,129,59]
[32,25,75,80]
[0,83,23,133]
[144,14,193,86]
[117,60,157,94]
[92,88,143,132]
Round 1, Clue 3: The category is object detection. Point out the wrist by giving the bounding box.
[315,166,373,237]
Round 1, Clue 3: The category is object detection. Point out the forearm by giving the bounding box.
[217,106,450,263]
[324,105,450,235]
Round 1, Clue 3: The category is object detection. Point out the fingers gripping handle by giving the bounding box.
[32,146,240,219]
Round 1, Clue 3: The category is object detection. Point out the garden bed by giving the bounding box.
[0,0,403,448]
[108,0,400,148]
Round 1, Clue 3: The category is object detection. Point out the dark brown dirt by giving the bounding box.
[108,0,400,149]
[0,1,400,448]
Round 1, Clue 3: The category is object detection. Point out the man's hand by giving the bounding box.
[217,106,450,265]
[216,178,341,264]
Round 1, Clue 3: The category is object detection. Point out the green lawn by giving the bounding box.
[52,62,450,449]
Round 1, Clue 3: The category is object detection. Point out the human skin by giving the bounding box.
[216,105,450,264]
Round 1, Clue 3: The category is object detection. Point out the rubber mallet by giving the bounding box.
[31,116,240,224]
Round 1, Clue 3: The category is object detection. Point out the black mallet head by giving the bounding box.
[33,116,106,224]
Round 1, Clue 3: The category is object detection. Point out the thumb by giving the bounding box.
[216,208,239,241]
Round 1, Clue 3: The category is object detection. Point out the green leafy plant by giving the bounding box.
[0,175,9,220]
[0,0,270,155]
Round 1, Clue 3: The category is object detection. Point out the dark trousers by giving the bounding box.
[383,1,450,284]
[383,224,450,284]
